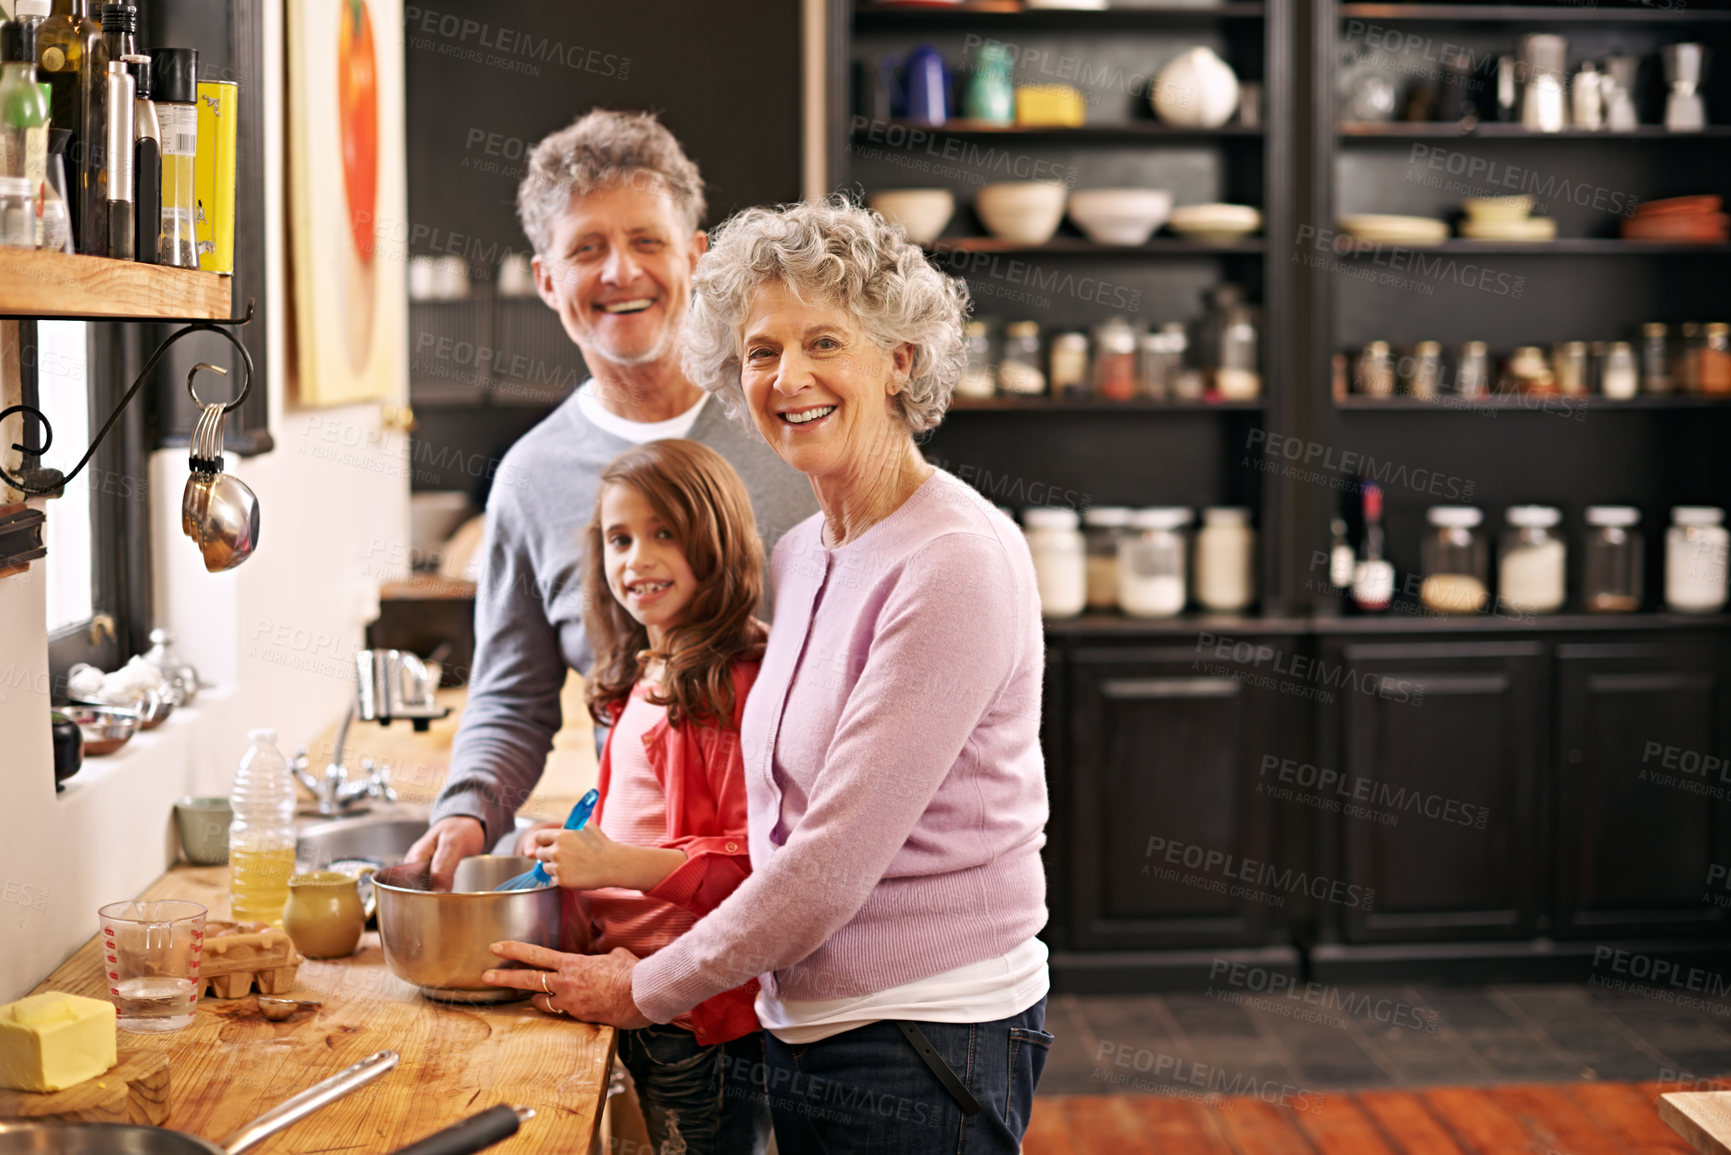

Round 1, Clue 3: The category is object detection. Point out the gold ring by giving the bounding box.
[540,972,552,995]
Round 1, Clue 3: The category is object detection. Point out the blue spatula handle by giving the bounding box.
[527,789,599,885]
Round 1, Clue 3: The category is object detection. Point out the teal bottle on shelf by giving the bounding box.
[964,41,1015,125]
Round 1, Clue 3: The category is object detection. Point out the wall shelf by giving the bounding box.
[1339,3,1731,22]
[853,120,1264,141]
[951,395,1264,411]
[1331,240,1731,255]
[1339,123,1731,139]
[0,251,233,321]
[855,3,1268,27]
[1336,394,1731,410]
[928,237,1266,256]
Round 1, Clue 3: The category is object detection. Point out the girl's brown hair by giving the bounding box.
[583,439,764,730]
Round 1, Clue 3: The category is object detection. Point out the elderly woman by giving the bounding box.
[487,199,1052,1153]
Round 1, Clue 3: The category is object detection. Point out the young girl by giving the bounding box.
[528,438,769,1155]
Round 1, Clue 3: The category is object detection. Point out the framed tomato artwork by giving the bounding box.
[287,0,406,407]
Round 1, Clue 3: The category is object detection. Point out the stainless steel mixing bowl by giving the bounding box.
[372,855,592,1003]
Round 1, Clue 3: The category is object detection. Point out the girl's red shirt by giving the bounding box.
[593,659,761,1045]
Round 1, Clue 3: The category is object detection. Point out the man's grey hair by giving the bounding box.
[516,110,707,255]
[681,197,969,435]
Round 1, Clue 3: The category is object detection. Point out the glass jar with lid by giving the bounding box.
[1641,322,1672,393]
[1215,305,1260,400]
[1600,341,1638,400]
[1420,506,1488,614]
[1666,506,1729,613]
[1081,506,1134,611]
[998,321,1046,396]
[1553,341,1589,395]
[1355,341,1394,397]
[1582,506,1642,612]
[1194,507,1256,612]
[1023,507,1086,618]
[956,319,998,399]
[1499,505,1567,613]
[1401,341,1442,400]
[1091,317,1138,401]
[1136,327,1174,400]
[1456,340,1491,399]
[1118,508,1192,618]
[1049,331,1090,400]
[1701,323,1731,395]
[1679,323,1705,393]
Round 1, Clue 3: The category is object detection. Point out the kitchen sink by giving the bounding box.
[295,806,530,870]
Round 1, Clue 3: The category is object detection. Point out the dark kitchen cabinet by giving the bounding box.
[1064,643,1286,956]
[1315,639,1547,947]
[1554,639,1731,941]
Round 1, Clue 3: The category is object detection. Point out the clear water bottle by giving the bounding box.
[228,729,298,927]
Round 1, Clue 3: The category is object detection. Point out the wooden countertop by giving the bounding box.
[28,869,614,1151]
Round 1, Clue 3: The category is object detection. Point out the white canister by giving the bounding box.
[1151,46,1240,129]
[1666,506,1729,613]
[1025,507,1087,618]
[1119,508,1192,618]
[1194,507,1256,612]
[1499,505,1567,613]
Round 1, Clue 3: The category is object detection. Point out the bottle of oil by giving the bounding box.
[228,729,299,927]
[36,0,106,252]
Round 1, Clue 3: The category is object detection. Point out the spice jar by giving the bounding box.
[1553,341,1588,395]
[1024,507,1087,618]
[1582,506,1642,612]
[1506,346,1554,393]
[1420,506,1488,614]
[1091,317,1138,401]
[1118,508,1191,618]
[1081,506,1133,611]
[1456,340,1491,398]
[1355,341,1394,397]
[1641,322,1672,393]
[1136,327,1175,400]
[957,319,997,399]
[1701,323,1731,395]
[1679,323,1705,393]
[1215,305,1260,400]
[1399,341,1442,400]
[1194,507,1256,612]
[1666,506,1728,613]
[1049,331,1090,400]
[1499,505,1566,613]
[998,321,1046,396]
[1600,341,1638,400]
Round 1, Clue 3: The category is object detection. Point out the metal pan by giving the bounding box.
[0,1050,398,1155]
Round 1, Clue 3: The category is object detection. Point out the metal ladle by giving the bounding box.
[181,364,260,572]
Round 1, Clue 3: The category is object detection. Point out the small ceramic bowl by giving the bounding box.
[867,189,956,247]
[1067,188,1173,245]
[1462,195,1534,223]
[975,181,1068,245]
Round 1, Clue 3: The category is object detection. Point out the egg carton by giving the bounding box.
[197,920,304,999]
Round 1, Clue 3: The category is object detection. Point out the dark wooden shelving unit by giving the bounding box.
[855,3,1269,28]
[1336,394,1731,409]
[1339,2,1731,21]
[1332,239,1731,254]
[951,395,1264,410]
[1340,122,1731,139]
[927,236,1265,255]
[851,119,1265,139]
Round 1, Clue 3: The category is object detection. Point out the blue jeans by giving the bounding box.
[759,997,1052,1154]
[615,1024,770,1155]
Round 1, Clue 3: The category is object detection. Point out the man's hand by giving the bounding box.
[405,816,486,892]
[484,943,651,1028]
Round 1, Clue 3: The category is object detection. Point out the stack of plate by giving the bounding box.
[1168,203,1261,242]
[1338,214,1449,245]
[1458,195,1557,242]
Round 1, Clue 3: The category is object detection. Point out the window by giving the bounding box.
[37,322,94,636]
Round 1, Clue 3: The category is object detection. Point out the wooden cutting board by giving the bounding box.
[1661,1091,1731,1155]
[0,1049,171,1125]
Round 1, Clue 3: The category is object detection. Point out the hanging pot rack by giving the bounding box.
[1,298,256,497]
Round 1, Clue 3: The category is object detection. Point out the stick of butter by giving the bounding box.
[0,992,119,1092]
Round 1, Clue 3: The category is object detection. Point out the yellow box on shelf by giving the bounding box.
[0,992,118,1093]
[1015,85,1085,128]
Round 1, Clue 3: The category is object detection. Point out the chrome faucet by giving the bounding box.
[289,705,398,817]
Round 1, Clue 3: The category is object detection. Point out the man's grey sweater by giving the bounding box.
[430,391,818,843]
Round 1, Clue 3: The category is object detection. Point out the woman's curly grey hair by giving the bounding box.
[682,197,970,435]
[516,110,706,255]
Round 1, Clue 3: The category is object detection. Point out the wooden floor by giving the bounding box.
[1023,1082,1699,1154]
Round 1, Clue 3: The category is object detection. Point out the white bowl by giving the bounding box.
[975,181,1069,245]
[867,189,956,247]
[1168,203,1262,241]
[1067,189,1174,246]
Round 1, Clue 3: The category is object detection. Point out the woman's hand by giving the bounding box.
[484,943,650,1028]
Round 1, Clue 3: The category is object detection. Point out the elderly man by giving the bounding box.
[407,110,815,884]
